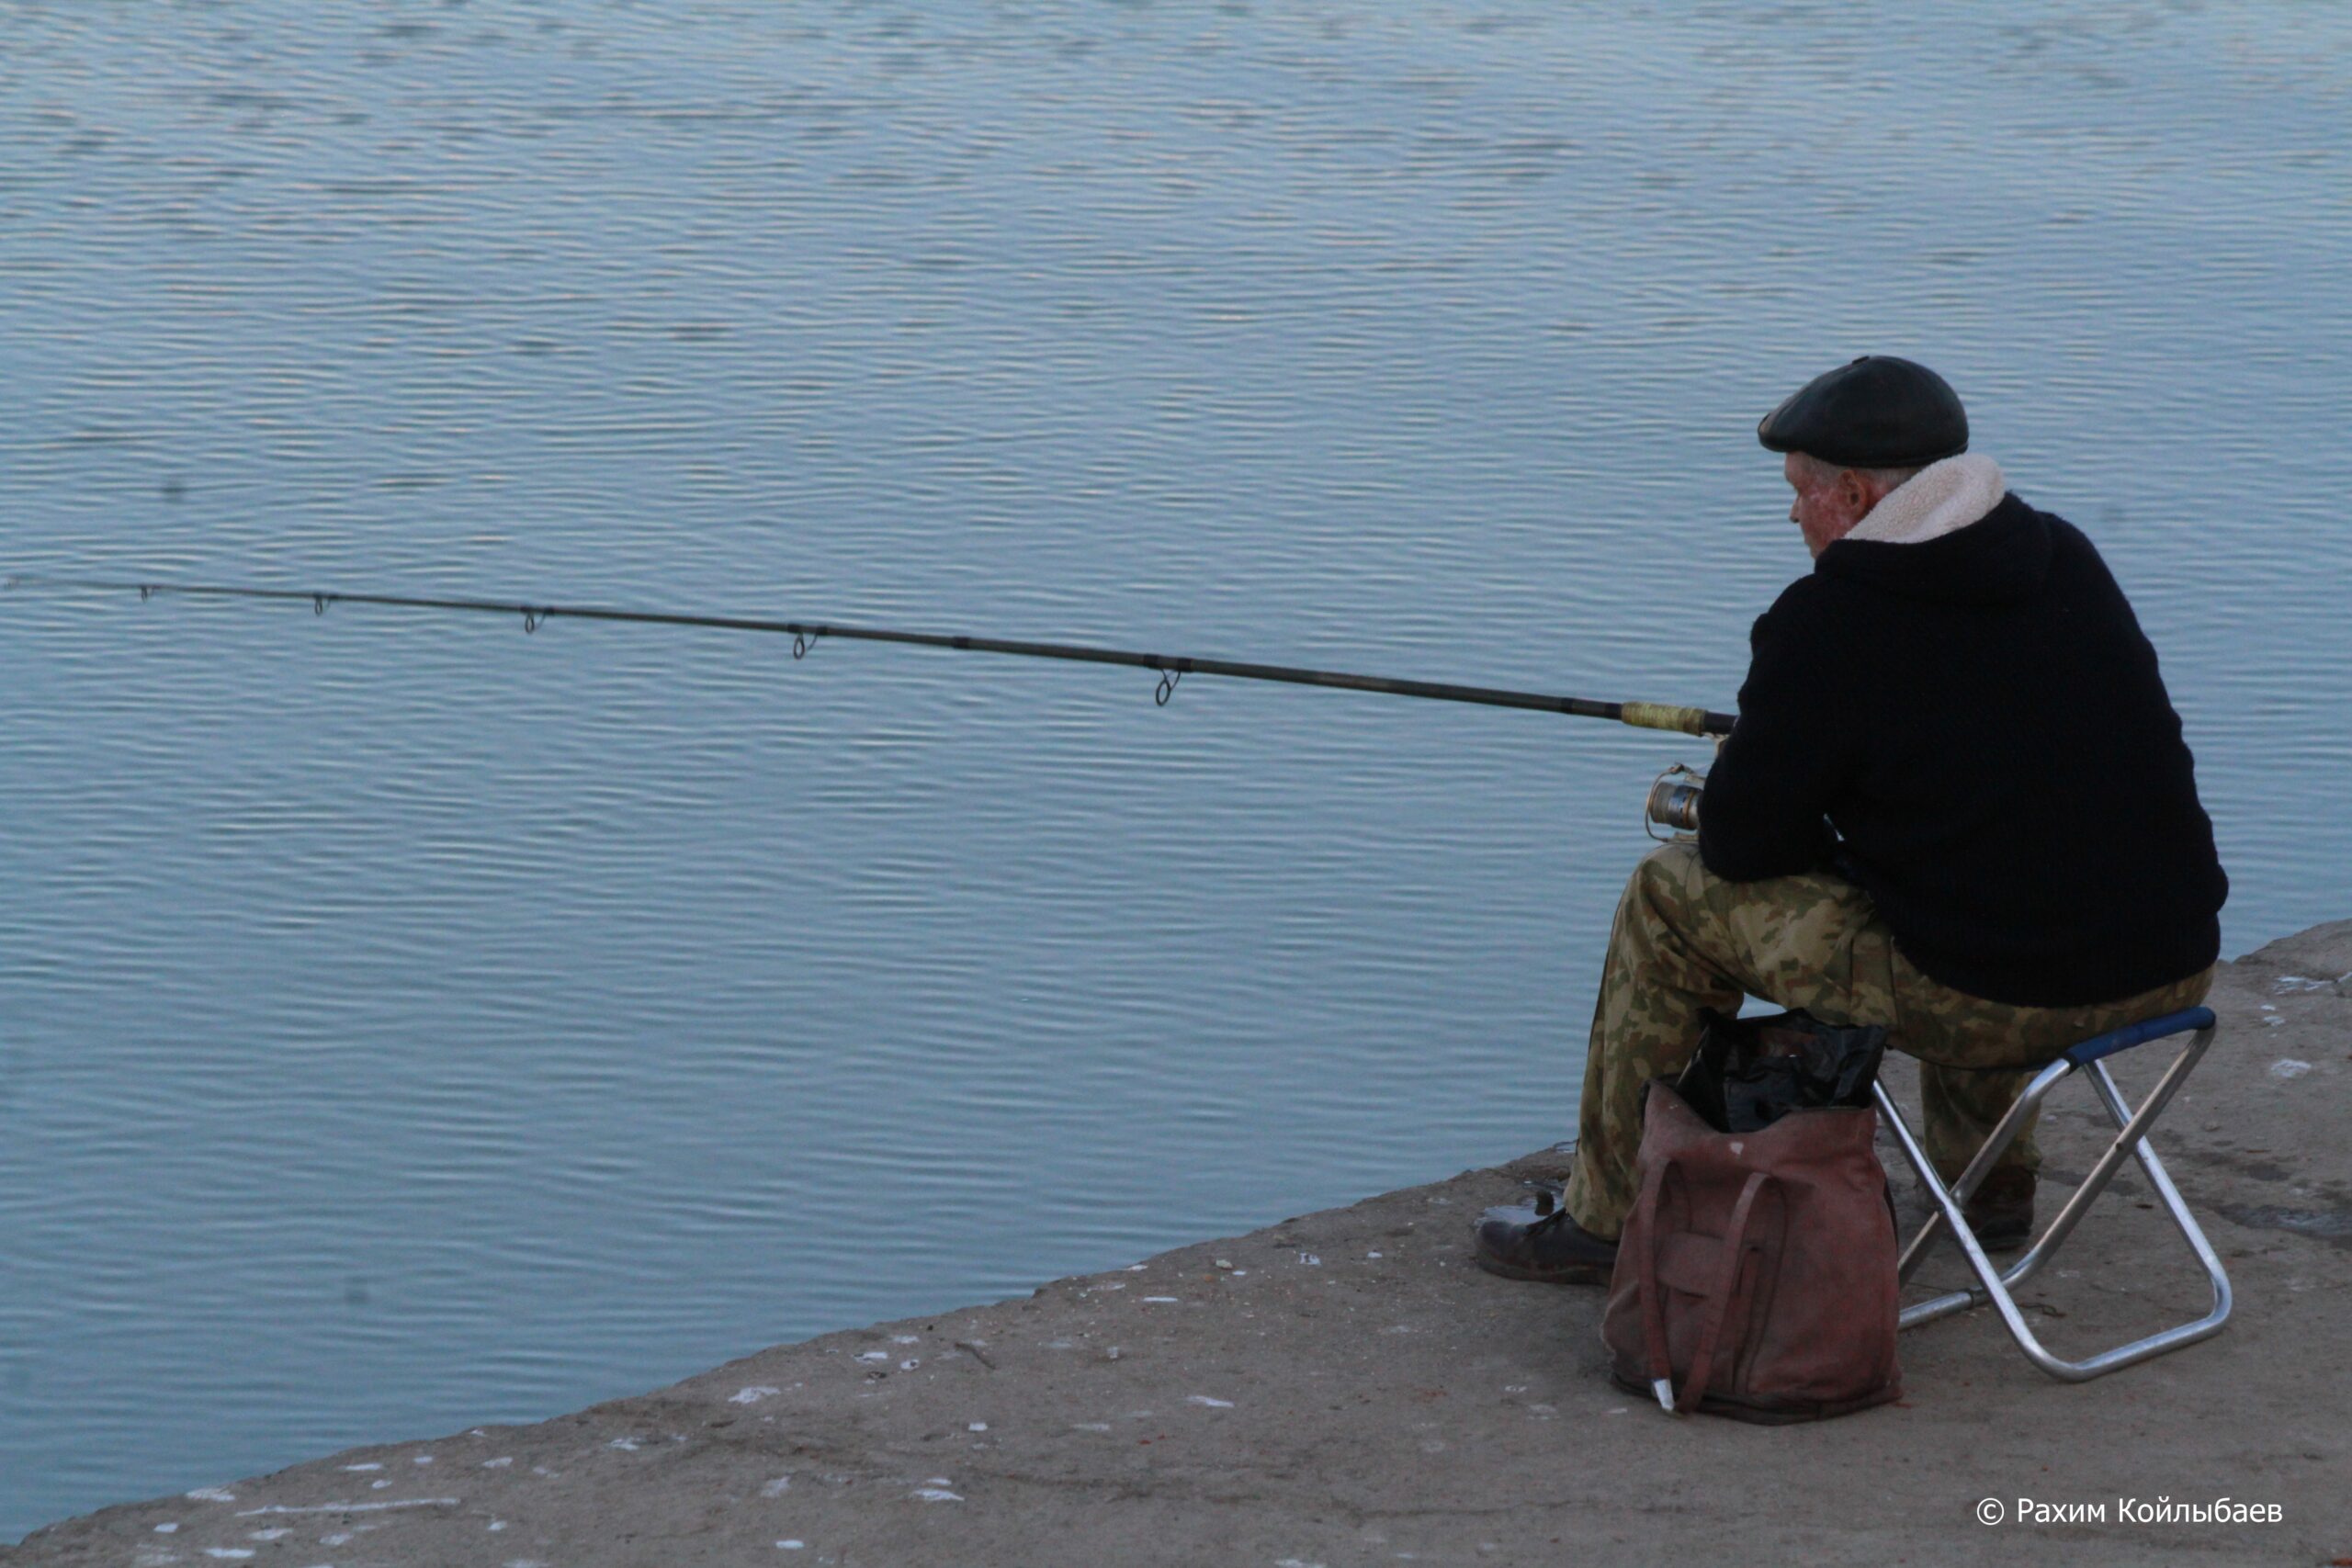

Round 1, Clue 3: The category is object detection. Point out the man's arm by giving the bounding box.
[1697,578,1864,882]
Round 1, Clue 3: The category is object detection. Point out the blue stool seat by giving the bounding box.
[1875,1006,2232,1382]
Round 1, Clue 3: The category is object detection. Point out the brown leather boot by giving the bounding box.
[1964,1166,2037,1253]
[1474,1203,1619,1284]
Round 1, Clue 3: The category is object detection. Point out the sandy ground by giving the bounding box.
[10,922,2350,1568]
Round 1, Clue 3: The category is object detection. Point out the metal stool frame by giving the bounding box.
[1873,1006,2232,1382]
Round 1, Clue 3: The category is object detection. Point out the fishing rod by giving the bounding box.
[5,573,1737,738]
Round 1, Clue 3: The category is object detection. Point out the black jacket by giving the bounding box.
[1698,493,2226,1007]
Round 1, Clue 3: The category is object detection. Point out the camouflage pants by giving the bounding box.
[1561,841,2214,1240]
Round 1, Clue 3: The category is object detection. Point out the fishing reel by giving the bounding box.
[1645,762,1706,841]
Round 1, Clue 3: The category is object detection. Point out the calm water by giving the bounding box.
[4,0,2348,1538]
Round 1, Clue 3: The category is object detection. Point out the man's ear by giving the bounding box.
[1837,468,1871,517]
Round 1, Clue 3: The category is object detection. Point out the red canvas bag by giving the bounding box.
[1600,1078,1902,1422]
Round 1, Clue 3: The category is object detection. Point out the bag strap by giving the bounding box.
[1675,1171,1776,1415]
[1634,1157,1680,1413]
[1635,1163,1778,1416]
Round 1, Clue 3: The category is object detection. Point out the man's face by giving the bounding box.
[1783,452,1869,558]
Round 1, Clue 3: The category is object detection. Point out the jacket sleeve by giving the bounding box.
[1697,578,1866,883]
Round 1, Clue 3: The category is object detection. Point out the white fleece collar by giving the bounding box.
[1845,453,2007,545]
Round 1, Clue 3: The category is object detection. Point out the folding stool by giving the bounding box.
[1872,1005,2233,1381]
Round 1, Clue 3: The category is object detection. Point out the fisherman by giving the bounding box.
[1476,355,2229,1281]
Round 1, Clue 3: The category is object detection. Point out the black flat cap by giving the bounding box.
[1757,355,1968,468]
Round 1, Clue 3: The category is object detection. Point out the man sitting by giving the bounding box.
[1478,356,2229,1281]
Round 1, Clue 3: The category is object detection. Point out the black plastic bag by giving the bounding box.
[1669,1008,1888,1135]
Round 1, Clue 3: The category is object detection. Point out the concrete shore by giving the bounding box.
[10,922,2350,1567]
